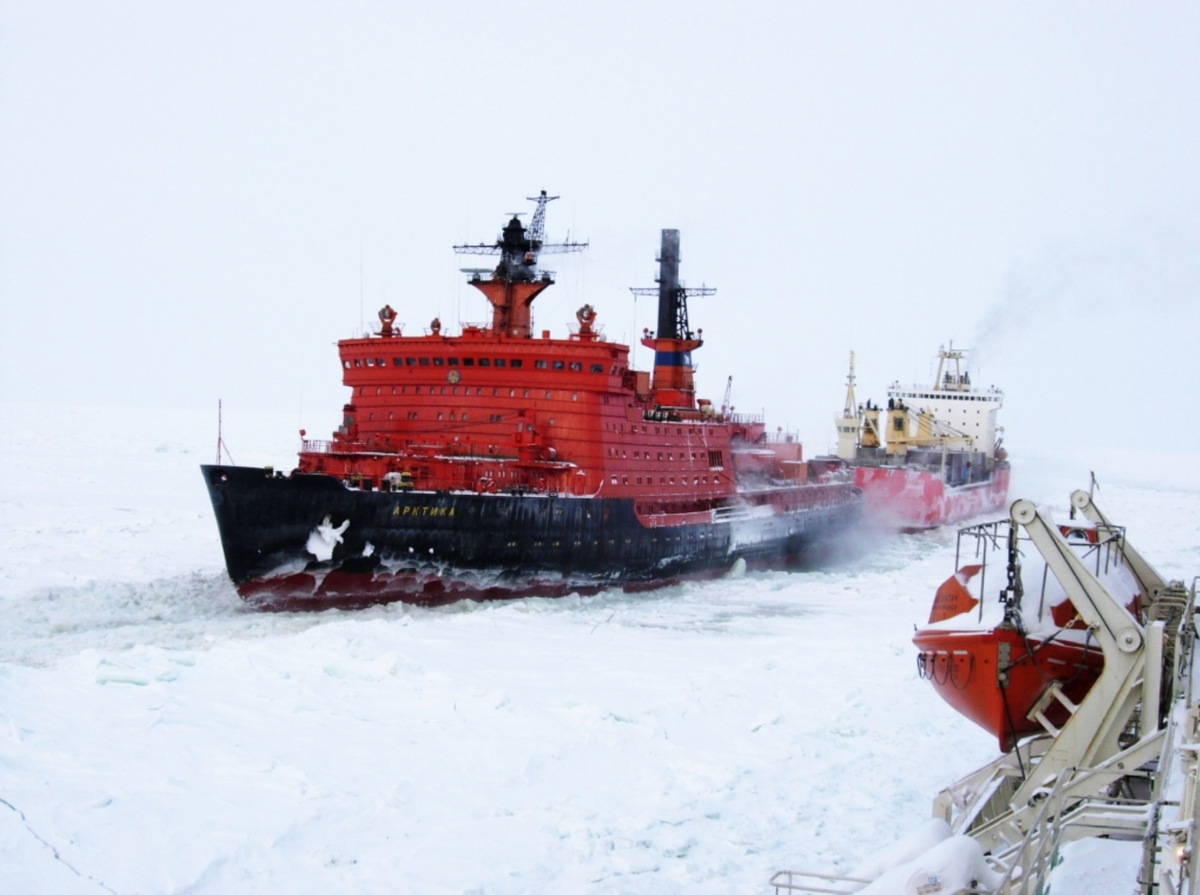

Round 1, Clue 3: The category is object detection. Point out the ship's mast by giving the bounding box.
[630,229,714,409]
[843,351,857,417]
[453,191,587,338]
[934,341,968,392]
[835,352,863,461]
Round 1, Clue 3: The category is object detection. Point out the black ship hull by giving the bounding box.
[202,465,862,608]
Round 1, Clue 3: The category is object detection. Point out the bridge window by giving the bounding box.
[354,358,361,367]
[365,358,374,366]
[535,360,547,369]
[376,358,384,367]
[343,360,351,369]
[406,357,416,366]
[419,357,429,367]
[433,357,444,366]
[552,360,565,370]
[478,358,490,367]
[462,358,474,367]
[393,358,403,366]
[569,362,582,371]
[510,359,523,368]
[591,364,604,373]
[494,358,506,368]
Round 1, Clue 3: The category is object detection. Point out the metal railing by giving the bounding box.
[301,439,333,454]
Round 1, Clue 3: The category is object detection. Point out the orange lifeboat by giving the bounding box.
[913,520,1132,752]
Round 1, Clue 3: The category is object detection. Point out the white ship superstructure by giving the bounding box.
[886,344,1003,455]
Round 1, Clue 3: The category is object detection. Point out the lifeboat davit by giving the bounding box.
[913,520,1136,752]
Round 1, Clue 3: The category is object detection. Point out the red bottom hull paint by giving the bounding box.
[854,464,1010,529]
[914,626,1103,752]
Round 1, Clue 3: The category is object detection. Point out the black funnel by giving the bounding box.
[656,229,681,340]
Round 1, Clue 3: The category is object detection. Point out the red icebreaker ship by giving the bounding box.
[202,192,862,606]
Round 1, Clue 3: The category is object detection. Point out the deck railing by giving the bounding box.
[301,439,333,454]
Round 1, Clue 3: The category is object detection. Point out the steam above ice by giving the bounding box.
[967,207,1200,451]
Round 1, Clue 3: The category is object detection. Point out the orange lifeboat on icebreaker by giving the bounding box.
[913,516,1143,752]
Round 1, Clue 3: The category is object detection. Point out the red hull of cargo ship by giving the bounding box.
[855,463,1010,530]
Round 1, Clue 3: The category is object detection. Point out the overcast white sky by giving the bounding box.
[2,2,1197,455]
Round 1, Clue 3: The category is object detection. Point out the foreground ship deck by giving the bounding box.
[771,489,1200,895]
[204,193,861,606]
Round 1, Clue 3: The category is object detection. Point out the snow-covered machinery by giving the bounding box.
[770,488,1199,894]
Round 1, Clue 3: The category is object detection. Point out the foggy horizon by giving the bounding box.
[2,2,1197,457]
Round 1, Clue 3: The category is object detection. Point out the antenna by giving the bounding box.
[525,190,557,246]
[358,243,364,337]
[215,400,235,465]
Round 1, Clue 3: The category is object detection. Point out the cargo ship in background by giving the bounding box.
[202,192,861,606]
[833,346,1009,529]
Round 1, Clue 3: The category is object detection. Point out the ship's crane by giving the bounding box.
[721,375,733,417]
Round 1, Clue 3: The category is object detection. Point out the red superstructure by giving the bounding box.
[296,213,810,512]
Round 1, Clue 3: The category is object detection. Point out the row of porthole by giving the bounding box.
[361,385,583,402]
[608,448,709,463]
[892,392,998,402]
[610,474,716,486]
[603,422,707,437]
[347,356,612,375]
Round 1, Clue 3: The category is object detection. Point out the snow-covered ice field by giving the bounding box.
[1,401,1198,893]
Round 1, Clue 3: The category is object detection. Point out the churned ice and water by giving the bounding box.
[1,401,1198,893]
